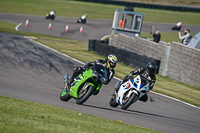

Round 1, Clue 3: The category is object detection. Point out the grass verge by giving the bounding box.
[0,95,162,133]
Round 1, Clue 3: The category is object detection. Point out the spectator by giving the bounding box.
[178,29,192,45]
[181,28,188,44]
[152,31,161,43]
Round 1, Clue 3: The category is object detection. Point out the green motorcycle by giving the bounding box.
[60,63,108,104]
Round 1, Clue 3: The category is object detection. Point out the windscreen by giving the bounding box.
[93,63,107,78]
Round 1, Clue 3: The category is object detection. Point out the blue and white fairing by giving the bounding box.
[116,75,149,105]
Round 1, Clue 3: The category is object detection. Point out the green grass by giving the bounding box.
[0,95,162,133]
[0,0,200,25]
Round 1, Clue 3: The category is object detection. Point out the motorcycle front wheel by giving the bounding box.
[121,92,137,110]
[109,93,118,107]
[76,83,95,104]
[60,88,71,102]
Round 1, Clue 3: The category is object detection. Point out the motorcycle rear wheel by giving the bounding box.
[109,93,118,107]
[121,93,137,110]
[76,83,95,104]
[60,88,71,102]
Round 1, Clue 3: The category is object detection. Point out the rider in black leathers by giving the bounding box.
[66,54,118,93]
[115,62,157,102]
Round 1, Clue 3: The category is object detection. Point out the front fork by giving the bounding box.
[64,74,70,86]
[115,80,122,89]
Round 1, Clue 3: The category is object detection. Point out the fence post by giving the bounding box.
[162,45,171,76]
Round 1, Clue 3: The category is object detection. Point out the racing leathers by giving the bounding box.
[49,11,56,16]
[66,59,115,92]
[81,15,87,20]
[84,59,115,85]
[115,67,156,102]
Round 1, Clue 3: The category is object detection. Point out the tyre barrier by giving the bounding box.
[88,39,160,74]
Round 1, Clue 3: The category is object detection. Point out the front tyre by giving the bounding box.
[60,88,71,102]
[76,85,95,105]
[121,93,137,110]
[109,93,118,107]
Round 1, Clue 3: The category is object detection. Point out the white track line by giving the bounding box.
[24,36,200,110]
[15,23,22,31]
[101,34,110,40]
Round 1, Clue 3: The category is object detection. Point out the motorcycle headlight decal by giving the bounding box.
[100,77,107,83]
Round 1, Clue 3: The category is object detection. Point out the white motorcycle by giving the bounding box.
[109,75,149,110]
[77,18,87,24]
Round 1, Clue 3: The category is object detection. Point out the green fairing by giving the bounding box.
[68,69,103,98]
[61,88,67,97]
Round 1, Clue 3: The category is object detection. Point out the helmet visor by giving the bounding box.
[108,61,116,68]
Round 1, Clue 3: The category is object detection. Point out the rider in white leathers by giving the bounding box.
[115,62,157,102]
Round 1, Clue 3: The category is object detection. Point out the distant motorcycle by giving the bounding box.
[60,63,107,104]
[171,22,182,31]
[45,14,55,20]
[109,74,149,110]
[77,18,87,24]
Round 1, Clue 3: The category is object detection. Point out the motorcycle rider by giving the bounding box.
[66,54,118,92]
[171,21,182,31]
[81,14,87,20]
[49,11,56,19]
[80,14,87,23]
[114,62,157,102]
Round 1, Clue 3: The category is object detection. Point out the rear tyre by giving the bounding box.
[109,93,118,107]
[60,88,71,102]
[76,84,95,104]
[121,93,137,110]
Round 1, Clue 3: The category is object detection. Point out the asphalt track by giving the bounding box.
[1,13,200,42]
[0,13,200,133]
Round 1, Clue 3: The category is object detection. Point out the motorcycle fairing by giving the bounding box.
[116,80,135,105]
[116,75,149,105]
[68,68,104,98]
[68,69,94,98]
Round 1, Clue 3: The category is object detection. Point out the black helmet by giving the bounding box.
[146,62,157,74]
[105,54,118,68]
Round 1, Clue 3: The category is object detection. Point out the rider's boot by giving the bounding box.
[66,67,85,91]
[114,86,120,95]
[66,72,79,91]
[66,79,72,91]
